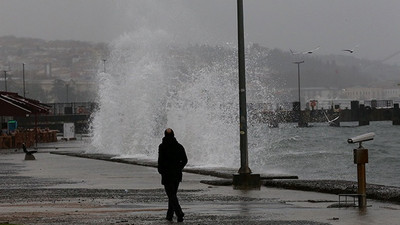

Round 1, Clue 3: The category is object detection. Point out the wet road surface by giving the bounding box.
[0,140,400,224]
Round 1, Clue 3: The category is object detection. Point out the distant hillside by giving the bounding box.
[265,47,400,89]
[0,36,108,102]
[0,35,107,80]
[164,43,400,89]
[0,36,398,103]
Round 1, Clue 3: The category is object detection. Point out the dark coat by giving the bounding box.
[157,136,188,185]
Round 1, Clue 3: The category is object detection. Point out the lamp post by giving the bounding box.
[237,0,250,175]
[232,0,260,190]
[293,61,306,127]
[3,70,8,92]
[102,59,106,73]
[22,63,26,97]
[66,83,69,103]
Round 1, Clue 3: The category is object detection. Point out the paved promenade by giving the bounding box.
[1,140,400,224]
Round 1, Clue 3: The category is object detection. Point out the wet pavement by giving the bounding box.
[1,140,400,224]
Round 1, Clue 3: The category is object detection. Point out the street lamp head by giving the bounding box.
[293,60,305,64]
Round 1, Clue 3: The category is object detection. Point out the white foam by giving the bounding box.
[90,29,244,167]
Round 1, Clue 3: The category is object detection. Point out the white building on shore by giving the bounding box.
[342,86,400,100]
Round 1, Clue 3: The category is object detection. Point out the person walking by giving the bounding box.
[158,128,188,222]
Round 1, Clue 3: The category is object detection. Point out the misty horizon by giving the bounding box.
[1,1,400,64]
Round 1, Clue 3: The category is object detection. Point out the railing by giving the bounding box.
[44,102,98,116]
[305,99,399,110]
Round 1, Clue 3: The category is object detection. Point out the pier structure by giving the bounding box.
[249,100,400,127]
[1,99,399,147]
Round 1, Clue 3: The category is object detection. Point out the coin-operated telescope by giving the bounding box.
[347,132,375,208]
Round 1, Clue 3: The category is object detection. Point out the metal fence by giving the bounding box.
[42,100,399,116]
[44,102,98,116]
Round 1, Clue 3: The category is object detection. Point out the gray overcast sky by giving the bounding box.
[1,0,400,63]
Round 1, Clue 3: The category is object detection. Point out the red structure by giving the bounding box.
[0,91,50,117]
[0,92,55,149]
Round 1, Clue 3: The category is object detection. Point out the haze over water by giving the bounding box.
[89,28,400,187]
[88,2,400,188]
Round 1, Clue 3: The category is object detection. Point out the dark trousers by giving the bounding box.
[164,181,183,218]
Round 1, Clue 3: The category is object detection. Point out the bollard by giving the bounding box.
[358,104,370,126]
[24,154,36,160]
[348,132,375,208]
[393,104,400,125]
[22,143,37,160]
[233,173,261,190]
[351,101,359,121]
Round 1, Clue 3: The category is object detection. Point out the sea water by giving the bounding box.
[252,121,400,187]
[90,30,400,187]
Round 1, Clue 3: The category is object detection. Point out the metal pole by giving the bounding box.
[23,63,26,97]
[66,84,69,103]
[357,163,367,207]
[293,61,304,126]
[3,70,7,92]
[103,59,106,73]
[237,0,251,174]
[35,113,38,148]
[297,63,301,109]
[354,147,368,208]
